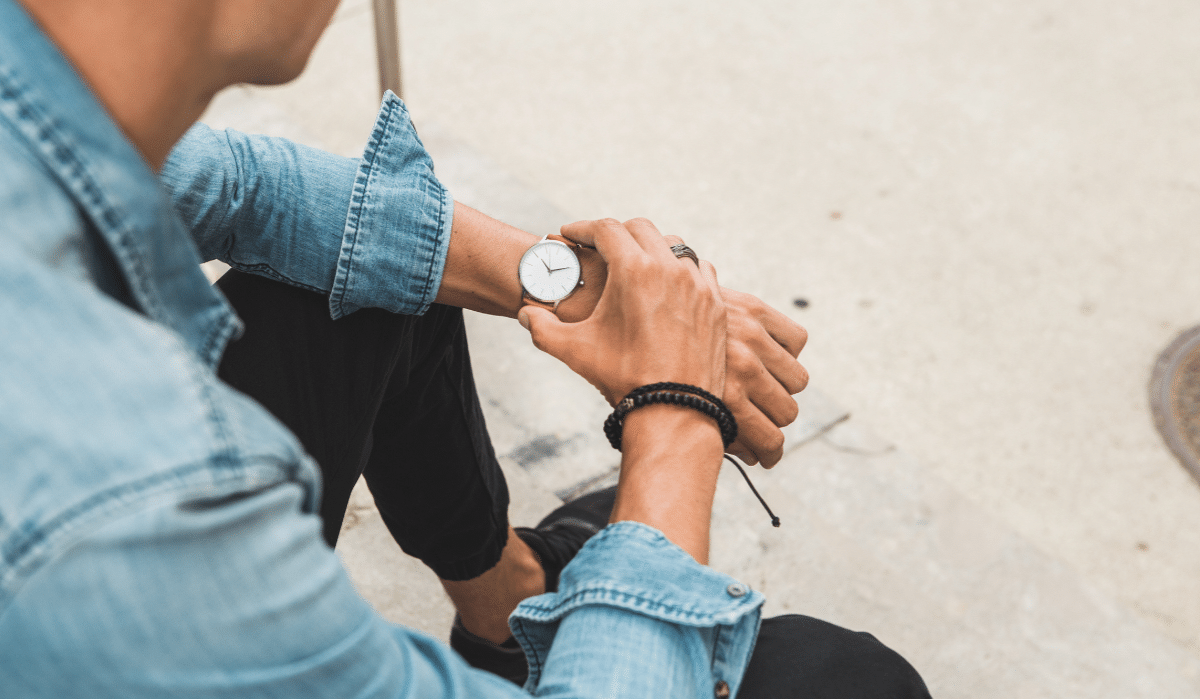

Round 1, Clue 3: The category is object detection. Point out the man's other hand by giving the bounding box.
[654,237,807,468]
[719,286,808,467]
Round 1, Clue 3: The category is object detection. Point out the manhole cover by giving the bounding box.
[1150,325,1200,485]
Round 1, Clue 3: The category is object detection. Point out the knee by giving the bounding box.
[737,614,930,698]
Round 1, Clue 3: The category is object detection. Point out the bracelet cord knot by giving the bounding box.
[603,382,781,527]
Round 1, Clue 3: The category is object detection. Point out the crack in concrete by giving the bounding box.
[784,412,851,454]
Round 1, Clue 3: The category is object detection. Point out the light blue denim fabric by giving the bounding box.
[162,99,453,320]
[0,1,763,696]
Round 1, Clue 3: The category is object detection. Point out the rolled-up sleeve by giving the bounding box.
[161,92,453,319]
[512,522,764,699]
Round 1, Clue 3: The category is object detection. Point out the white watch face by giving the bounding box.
[519,240,582,303]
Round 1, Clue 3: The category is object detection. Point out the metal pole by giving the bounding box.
[372,0,402,99]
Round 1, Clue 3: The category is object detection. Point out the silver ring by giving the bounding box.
[671,244,700,266]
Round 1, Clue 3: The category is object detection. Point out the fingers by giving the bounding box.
[726,440,759,466]
[564,219,701,278]
[517,305,568,358]
[752,334,810,395]
[721,287,807,358]
[559,220,598,247]
[726,297,808,396]
[747,367,800,427]
[622,217,678,264]
[727,339,800,424]
[758,304,808,358]
[728,396,787,467]
[561,219,640,265]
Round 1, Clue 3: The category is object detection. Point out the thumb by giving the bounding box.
[518,305,568,356]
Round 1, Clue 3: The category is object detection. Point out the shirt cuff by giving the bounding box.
[509,521,763,698]
[329,92,454,319]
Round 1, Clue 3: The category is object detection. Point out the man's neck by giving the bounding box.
[19,0,223,171]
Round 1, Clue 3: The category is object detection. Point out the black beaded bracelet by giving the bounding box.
[602,382,780,527]
[603,382,738,451]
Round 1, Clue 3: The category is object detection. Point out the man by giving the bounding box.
[0,0,929,695]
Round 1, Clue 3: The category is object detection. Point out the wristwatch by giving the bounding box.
[519,233,585,311]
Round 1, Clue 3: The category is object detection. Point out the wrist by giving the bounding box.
[612,404,723,563]
[435,202,540,317]
[622,404,724,461]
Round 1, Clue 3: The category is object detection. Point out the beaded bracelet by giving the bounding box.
[603,381,781,527]
[603,382,738,451]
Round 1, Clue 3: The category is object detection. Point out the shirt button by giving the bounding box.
[726,582,747,597]
[714,680,731,698]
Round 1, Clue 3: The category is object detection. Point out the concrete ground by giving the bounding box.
[199,1,1200,695]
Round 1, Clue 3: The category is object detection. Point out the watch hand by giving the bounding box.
[548,266,571,273]
[540,256,552,273]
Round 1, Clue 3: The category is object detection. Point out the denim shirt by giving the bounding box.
[0,2,762,696]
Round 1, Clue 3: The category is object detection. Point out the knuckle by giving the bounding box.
[737,293,765,318]
[780,397,800,425]
[628,255,653,276]
[727,394,754,415]
[725,308,754,335]
[788,365,810,394]
[726,344,756,373]
[721,285,748,307]
[790,324,809,356]
[734,446,759,466]
[763,430,785,455]
[705,292,724,319]
[713,299,727,325]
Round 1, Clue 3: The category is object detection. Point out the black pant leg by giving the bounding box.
[216,271,408,546]
[215,272,509,575]
[361,304,510,581]
[737,615,931,699]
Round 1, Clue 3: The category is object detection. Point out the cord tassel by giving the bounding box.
[724,454,781,527]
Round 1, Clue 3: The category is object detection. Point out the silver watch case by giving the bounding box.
[518,236,584,309]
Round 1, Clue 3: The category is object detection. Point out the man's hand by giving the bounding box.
[720,286,808,467]
[434,205,807,466]
[557,222,808,468]
[519,218,727,404]
[518,218,728,562]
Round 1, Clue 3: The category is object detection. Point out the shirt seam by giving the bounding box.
[414,181,449,313]
[223,258,326,296]
[0,63,163,323]
[517,586,760,626]
[0,452,306,610]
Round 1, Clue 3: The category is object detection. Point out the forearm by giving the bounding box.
[610,405,724,564]
[432,203,535,317]
[435,203,604,321]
